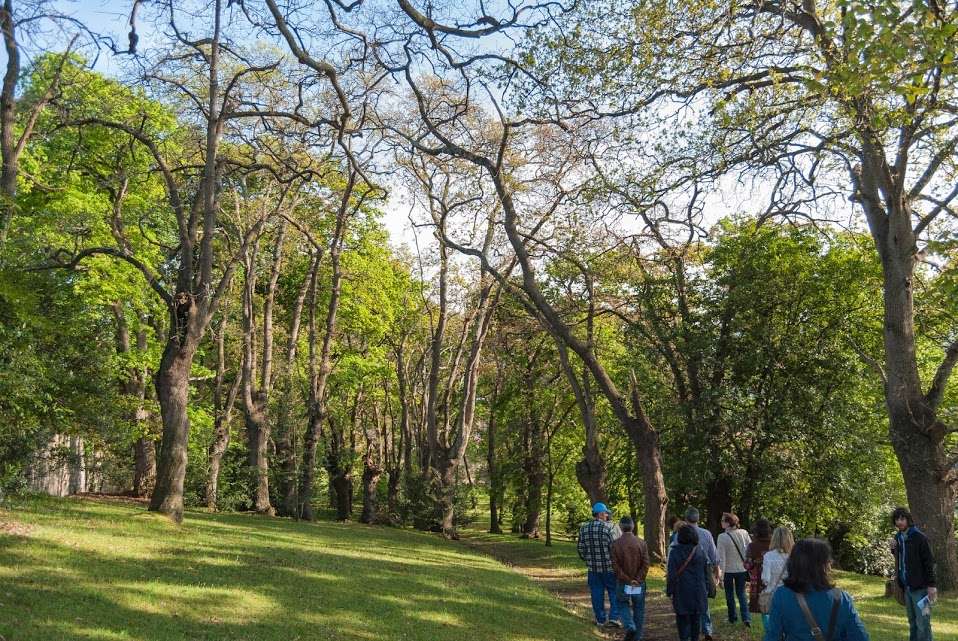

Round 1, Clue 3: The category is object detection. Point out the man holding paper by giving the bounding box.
[612,516,650,641]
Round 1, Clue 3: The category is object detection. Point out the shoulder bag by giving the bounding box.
[675,549,696,578]
[795,588,842,641]
[758,560,786,614]
[729,531,748,566]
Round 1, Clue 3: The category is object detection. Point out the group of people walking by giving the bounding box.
[577,503,938,641]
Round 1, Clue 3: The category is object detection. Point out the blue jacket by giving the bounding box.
[762,586,870,641]
[666,543,708,615]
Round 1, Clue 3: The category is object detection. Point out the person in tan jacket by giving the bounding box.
[611,516,650,641]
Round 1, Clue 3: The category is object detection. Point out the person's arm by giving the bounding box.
[843,591,872,641]
[762,589,785,641]
[637,540,650,583]
[665,554,676,597]
[704,531,719,565]
[919,534,937,596]
[761,554,773,586]
[577,526,587,561]
[716,533,726,570]
[611,543,628,583]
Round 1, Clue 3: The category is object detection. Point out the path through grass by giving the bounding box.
[460,529,958,641]
[0,496,596,641]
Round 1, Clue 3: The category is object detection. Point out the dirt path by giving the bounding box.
[460,535,679,640]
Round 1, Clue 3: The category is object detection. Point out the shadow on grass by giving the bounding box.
[0,497,594,641]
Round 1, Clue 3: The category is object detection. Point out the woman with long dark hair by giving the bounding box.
[762,538,869,641]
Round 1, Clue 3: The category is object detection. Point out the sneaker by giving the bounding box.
[604,620,623,628]
[623,631,636,641]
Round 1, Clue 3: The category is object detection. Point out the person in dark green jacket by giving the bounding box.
[763,538,870,641]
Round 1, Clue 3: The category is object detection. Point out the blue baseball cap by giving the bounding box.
[592,502,609,515]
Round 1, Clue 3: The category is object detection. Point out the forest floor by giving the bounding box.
[458,528,958,641]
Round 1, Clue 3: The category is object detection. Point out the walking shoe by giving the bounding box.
[604,620,622,628]
[704,635,713,641]
[623,631,636,641]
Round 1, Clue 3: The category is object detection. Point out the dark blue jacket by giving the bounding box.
[666,543,707,615]
[762,586,870,641]
[895,526,936,590]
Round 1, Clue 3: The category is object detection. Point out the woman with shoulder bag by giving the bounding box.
[762,538,870,641]
[760,526,794,627]
[717,512,752,627]
[667,524,709,641]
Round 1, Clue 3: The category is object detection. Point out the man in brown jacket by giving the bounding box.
[611,516,650,641]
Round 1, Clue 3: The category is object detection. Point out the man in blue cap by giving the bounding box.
[578,501,621,627]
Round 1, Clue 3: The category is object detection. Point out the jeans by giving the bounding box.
[587,570,619,624]
[676,612,701,641]
[700,607,713,636]
[723,571,750,623]
[905,587,933,641]
[616,581,646,638]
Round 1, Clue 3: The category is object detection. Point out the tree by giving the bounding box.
[523,0,958,583]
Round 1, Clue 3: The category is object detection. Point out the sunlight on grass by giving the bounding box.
[0,496,595,641]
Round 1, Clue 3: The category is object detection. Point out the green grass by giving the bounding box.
[459,527,958,641]
[0,496,596,641]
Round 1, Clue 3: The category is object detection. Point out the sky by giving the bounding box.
[1,0,420,248]
[2,1,866,260]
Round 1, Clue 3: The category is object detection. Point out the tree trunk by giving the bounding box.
[0,0,19,249]
[299,180,351,521]
[206,427,226,510]
[852,165,958,590]
[386,470,400,519]
[360,462,382,524]
[558,341,608,504]
[487,369,503,534]
[521,386,546,538]
[705,474,733,536]
[299,409,322,521]
[436,459,458,536]
[882,247,958,589]
[330,466,353,521]
[245,404,272,514]
[133,438,156,498]
[205,317,239,510]
[522,470,544,539]
[112,303,155,498]
[545,465,555,547]
[487,420,502,534]
[149,339,195,522]
[627,377,669,563]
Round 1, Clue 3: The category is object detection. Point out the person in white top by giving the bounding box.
[760,526,794,627]
[716,512,752,627]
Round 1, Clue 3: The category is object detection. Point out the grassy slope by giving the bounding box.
[0,496,594,641]
[461,529,958,641]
